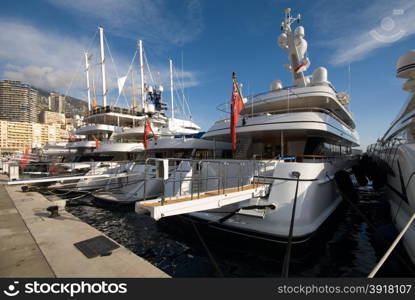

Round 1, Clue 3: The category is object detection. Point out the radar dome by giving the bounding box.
[278,33,288,49]
[311,67,328,85]
[294,26,305,38]
[270,80,283,91]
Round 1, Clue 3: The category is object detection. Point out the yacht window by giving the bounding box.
[304,137,346,157]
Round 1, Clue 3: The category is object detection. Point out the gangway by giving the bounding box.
[135,157,275,220]
[137,183,268,220]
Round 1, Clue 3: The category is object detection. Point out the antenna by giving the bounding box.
[169,59,174,119]
[279,8,307,87]
[98,27,107,107]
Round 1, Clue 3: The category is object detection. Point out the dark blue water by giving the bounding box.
[59,186,414,277]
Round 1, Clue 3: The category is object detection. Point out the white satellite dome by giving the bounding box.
[311,67,328,85]
[294,26,305,38]
[270,80,283,91]
[278,33,288,49]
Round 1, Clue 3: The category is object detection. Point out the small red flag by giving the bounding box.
[20,146,30,170]
[143,121,154,150]
[230,72,245,153]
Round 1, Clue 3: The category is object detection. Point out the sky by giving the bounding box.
[1,0,415,149]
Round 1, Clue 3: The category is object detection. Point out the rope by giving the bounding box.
[113,49,138,107]
[368,212,415,278]
[143,48,156,86]
[336,181,415,275]
[104,35,129,107]
[190,220,224,277]
[281,172,300,278]
[173,64,192,119]
[62,30,98,100]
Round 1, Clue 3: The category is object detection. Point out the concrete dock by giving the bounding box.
[0,175,169,278]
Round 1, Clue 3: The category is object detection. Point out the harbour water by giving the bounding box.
[49,185,414,277]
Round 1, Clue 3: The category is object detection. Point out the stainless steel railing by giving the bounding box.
[142,158,275,204]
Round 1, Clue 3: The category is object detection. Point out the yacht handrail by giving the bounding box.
[84,105,147,117]
[214,106,352,129]
[216,83,339,113]
[249,83,338,99]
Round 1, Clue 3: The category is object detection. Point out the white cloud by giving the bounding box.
[4,65,83,93]
[0,19,92,94]
[45,0,203,47]
[0,19,200,104]
[313,0,415,65]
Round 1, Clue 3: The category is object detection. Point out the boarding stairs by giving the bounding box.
[234,139,251,159]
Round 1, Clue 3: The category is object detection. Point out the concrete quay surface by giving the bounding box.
[0,176,169,278]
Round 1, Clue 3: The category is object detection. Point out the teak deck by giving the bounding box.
[141,183,264,207]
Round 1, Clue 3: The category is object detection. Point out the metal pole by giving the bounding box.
[84,52,91,111]
[98,27,107,107]
[139,40,145,110]
[169,59,174,119]
[281,171,301,278]
[131,69,136,109]
[197,161,201,199]
[143,160,148,202]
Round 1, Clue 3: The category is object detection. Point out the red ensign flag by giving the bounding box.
[230,72,245,152]
[143,121,153,150]
[20,146,29,170]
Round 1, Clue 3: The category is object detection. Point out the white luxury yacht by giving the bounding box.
[89,135,232,204]
[366,50,415,265]
[137,8,360,243]
[63,28,199,176]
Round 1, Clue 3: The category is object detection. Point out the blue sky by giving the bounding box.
[1,0,415,148]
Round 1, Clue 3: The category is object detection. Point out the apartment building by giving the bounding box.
[0,80,38,123]
[40,110,66,125]
[0,120,69,153]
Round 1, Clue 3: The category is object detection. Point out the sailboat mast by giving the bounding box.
[169,59,174,119]
[84,52,91,111]
[99,27,107,107]
[138,40,145,109]
[131,70,136,109]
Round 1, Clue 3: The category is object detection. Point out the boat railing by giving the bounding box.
[252,154,351,165]
[142,158,274,204]
[19,160,133,177]
[214,106,352,129]
[84,106,146,117]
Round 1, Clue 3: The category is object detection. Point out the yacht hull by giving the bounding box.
[189,157,358,241]
[368,143,415,265]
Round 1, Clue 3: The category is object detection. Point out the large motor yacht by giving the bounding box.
[137,8,360,243]
[367,50,415,265]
